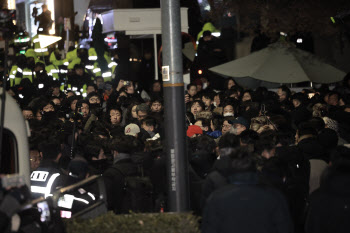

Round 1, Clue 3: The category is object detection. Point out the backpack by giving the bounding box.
[112,165,154,213]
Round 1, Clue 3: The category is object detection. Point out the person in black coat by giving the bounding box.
[202,148,293,233]
[296,122,327,162]
[103,135,139,214]
[34,4,52,35]
[305,146,350,233]
[291,93,312,127]
[197,31,225,69]
[200,133,241,209]
[68,64,92,90]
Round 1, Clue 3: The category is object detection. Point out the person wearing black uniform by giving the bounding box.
[30,141,67,199]
[34,4,53,35]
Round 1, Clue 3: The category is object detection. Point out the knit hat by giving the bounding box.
[125,123,140,137]
[187,125,203,137]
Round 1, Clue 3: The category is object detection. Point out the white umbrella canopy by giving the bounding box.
[209,42,347,84]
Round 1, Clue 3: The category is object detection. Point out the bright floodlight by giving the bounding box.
[38,35,62,48]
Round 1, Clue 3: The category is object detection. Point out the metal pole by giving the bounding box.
[161,0,189,212]
[153,34,159,80]
[0,38,8,168]
[65,29,69,54]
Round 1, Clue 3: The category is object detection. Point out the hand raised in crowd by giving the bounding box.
[185,94,191,103]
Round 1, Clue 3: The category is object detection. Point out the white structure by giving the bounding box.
[73,0,90,29]
[101,8,188,35]
[0,90,31,187]
[101,8,189,80]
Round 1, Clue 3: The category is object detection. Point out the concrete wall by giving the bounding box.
[74,0,89,29]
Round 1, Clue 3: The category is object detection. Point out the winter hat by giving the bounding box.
[125,123,140,137]
[187,125,203,137]
[231,117,250,129]
[68,157,89,179]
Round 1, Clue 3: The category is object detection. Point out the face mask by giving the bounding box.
[202,83,208,90]
[230,127,238,135]
[213,102,217,107]
[90,103,101,110]
[147,130,156,138]
[118,96,127,103]
[54,105,61,112]
[42,111,56,121]
[90,103,102,115]
[223,112,234,117]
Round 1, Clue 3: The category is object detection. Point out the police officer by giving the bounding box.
[9,55,27,87]
[34,4,53,35]
[30,141,67,199]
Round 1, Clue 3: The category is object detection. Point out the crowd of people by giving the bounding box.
[2,34,350,232]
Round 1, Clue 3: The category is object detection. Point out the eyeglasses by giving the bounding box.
[222,124,232,129]
[89,97,100,103]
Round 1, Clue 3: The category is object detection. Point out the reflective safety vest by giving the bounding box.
[92,62,102,77]
[105,53,118,74]
[50,51,64,67]
[108,60,118,73]
[22,68,35,82]
[86,49,114,81]
[9,65,22,87]
[61,84,86,97]
[196,22,220,42]
[46,64,60,80]
[68,57,81,70]
[88,48,98,61]
[25,48,44,64]
[91,61,113,82]
[81,84,88,97]
[66,49,78,62]
[30,169,62,199]
[102,70,112,82]
[9,66,36,86]
[60,83,71,92]
[32,34,50,57]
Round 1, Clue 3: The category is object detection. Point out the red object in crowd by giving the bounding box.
[187,125,203,137]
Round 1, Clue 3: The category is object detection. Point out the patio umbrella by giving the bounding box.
[209,42,346,84]
[182,42,196,62]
